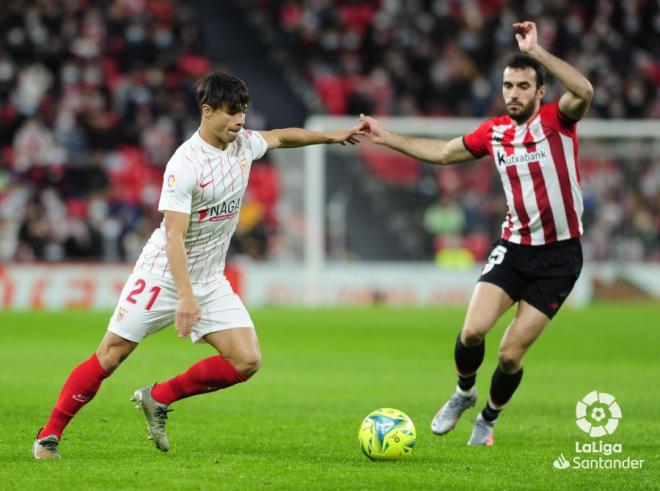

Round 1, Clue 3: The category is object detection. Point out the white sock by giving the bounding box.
[456,384,475,398]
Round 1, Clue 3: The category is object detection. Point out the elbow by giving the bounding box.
[582,80,594,102]
[164,227,175,244]
[164,231,183,250]
[434,151,449,166]
[164,235,174,255]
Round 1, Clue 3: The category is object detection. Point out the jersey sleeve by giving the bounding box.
[462,120,492,158]
[243,129,268,160]
[543,100,577,135]
[158,152,196,214]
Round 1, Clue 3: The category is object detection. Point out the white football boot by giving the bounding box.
[131,384,172,452]
[33,431,60,460]
[431,389,477,435]
[467,413,495,446]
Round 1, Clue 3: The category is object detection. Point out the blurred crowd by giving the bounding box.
[249,0,659,118]
[1,0,658,264]
[249,0,659,262]
[0,0,277,263]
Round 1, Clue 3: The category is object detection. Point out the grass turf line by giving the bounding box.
[0,305,658,490]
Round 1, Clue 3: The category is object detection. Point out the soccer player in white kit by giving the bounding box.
[356,22,594,445]
[33,72,359,459]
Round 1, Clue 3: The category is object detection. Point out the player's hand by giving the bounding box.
[175,295,201,338]
[513,21,539,53]
[326,128,360,145]
[355,113,390,145]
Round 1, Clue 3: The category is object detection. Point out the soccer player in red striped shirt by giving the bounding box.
[356,21,593,445]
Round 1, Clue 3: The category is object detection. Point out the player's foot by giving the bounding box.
[431,390,477,435]
[131,384,172,452]
[33,430,60,460]
[467,414,495,446]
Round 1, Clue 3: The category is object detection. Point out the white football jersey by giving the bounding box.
[135,128,268,283]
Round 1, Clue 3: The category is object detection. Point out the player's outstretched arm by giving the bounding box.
[514,21,594,121]
[163,211,201,338]
[355,114,474,166]
[259,127,359,150]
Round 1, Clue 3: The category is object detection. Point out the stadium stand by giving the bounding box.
[1,0,657,263]
[244,0,659,262]
[0,0,279,262]
[246,0,659,118]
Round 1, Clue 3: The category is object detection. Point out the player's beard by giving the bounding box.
[506,99,536,124]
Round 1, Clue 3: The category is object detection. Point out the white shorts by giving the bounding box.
[107,271,254,344]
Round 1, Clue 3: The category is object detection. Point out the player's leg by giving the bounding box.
[132,327,259,452]
[468,240,583,444]
[457,282,516,394]
[34,271,172,459]
[432,282,515,435]
[468,300,549,445]
[33,332,137,459]
[133,277,257,452]
[150,327,260,405]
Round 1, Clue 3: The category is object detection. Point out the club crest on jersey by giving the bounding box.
[239,156,248,171]
[199,198,242,222]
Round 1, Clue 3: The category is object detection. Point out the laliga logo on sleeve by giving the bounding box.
[575,391,621,437]
[167,174,176,190]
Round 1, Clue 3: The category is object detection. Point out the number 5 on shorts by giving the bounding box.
[482,245,507,275]
[126,278,162,311]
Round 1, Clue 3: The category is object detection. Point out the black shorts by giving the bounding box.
[478,238,583,319]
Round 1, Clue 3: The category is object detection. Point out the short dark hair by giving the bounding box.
[505,54,545,88]
[196,72,250,113]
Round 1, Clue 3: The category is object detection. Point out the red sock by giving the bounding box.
[151,356,248,405]
[39,353,110,439]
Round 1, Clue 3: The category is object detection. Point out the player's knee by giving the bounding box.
[233,352,262,378]
[461,326,485,347]
[96,344,133,373]
[95,348,125,373]
[498,347,523,373]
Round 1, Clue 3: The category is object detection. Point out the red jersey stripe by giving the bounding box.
[502,212,513,241]
[546,131,580,237]
[505,165,532,245]
[501,126,516,156]
[529,162,557,242]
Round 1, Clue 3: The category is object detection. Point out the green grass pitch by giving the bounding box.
[0,305,658,490]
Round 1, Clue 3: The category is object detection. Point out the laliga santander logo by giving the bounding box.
[167,174,176,189]
[575,391,622,437]
[553,391,644,471]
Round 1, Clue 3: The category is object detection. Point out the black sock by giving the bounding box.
[481,401,501,422]
[482,366,524,422]
[454,334,484,391]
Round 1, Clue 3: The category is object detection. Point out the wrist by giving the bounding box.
[179,291,195,301]
[383,129,400,148]
[525,45,545,59]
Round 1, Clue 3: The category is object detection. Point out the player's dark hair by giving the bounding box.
[505,54,545,88]
[196,72,250,113]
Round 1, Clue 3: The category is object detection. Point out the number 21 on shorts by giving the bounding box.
[126,278,161,311]
[482,245,507,275]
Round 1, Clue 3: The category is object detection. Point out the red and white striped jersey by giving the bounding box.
[135,128,267,283]
[463,100,583,245]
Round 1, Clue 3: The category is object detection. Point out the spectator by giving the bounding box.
[0,0,280,264]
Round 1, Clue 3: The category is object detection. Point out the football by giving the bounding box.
[358,408,416,460]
